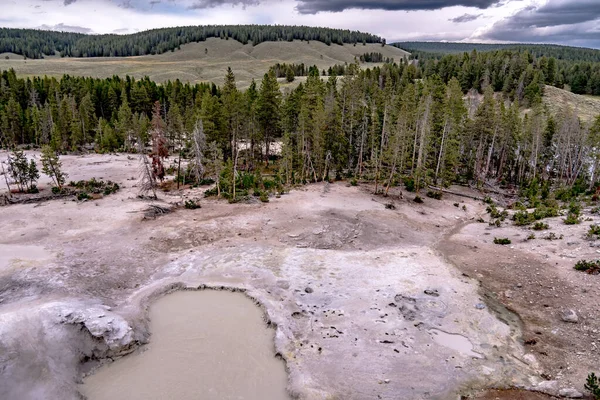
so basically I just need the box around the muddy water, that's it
[429,328,483,359]
[81,290,290,400]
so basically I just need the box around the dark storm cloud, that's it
[188,0,259,9]
[449,13,483,23]
[482,0,600,47]
[295,0,512,14]
[63,0,77,5]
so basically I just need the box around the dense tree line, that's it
[359,52,394,63]
[409,49,600,97]
[394,42,600,63]
[0,26,383,59]
[2,61,600,196]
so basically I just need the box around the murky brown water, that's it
[81,290,290,400]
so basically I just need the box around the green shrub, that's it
[487,204,508,220]
[564,213,581,225]
[513,211,534,226]
[259,193,269,203]
[350,178,358,186]
[574,260,600,275]
[532,222,549,231]
[403,177,415,192]
[532,205,559,220]
[77,192,90,201]
[494,237,511,245]
[426,191,442,200]
[587,224,600,240]
[413,195,423,204]
[51,186,61,194]
[543,232,562,241]
[585,372,600,399]
[526,233,536,241]
[483,196,493,205]
[27,185,39,194]
[184,200,201,210]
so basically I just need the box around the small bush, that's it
[77,192,90,201]
[526,233,536,241]
[484,196,494,205]
[350,178,358,186]
[564,213,581,225]
[27,185,39,194]
[487,204,508,220]
[51,186,61,194]
[462,205,467,211]
[403,177,415,192]
[184,200,201,210]
[426,191,442,200]
[489,219,502,227]
[413,195,423,204]
[513,211,534,226]
[532,222,549,231]
[574,260,600,275]
[494,237,511,245]
[543,232,562,241]
[259,193,269,203]
[585,372,600,399]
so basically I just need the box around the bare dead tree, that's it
[137,138,157,199]
[192,119,206,184]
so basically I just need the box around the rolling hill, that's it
[393,41,600,62]
[0,38,409,88]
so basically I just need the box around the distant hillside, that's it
[542,85,600,122]
[0,38,408,88]
[393,42,600,62]
[0,25,384,59]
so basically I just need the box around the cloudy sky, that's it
[1,0,599,48]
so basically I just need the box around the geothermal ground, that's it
[0,152,599,399]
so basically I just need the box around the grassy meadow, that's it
[0,37,409,88]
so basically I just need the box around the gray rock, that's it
[475,303,486,310]
[534,380,559,396]
[423,289,439,297]
[558,388,583,398]
[304,287,314,294]
[561,309,579,323]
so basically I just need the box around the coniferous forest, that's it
[1,51,600,197]
[0,26,383,59]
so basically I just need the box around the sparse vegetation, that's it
[184,200,201,209]
[574,260,600,275]
[494,238,511,245]
[587,225,600,239]
[426,191,442,200]
[543,232,563,241]
[586,372,600,399]
[532,222,549,231]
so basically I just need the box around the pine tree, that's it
[40,145,67,190]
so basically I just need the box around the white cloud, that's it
[1,0,596,48]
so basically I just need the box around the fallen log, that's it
[427,185,484,201]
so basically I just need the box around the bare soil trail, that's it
[0,152,596,399]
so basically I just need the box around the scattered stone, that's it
[561,309,579,323]
[516,283,523,288]
[475,303,486,310]
[558,388,583,398]
[423,289,439,297]
[304,287,314,294]
[383,379,390,384]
